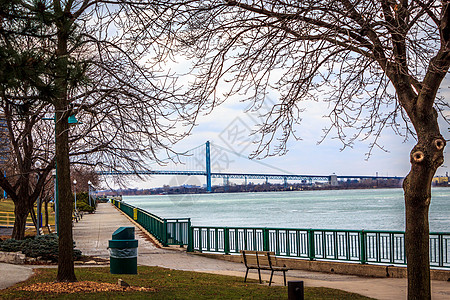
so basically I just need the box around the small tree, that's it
[0,0,60,240]
[2,0,197,282]
[71,167,99,193]
[0,94,56,239]
[150,1,450,298]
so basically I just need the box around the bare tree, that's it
[0,102,55,240]
[71,167,99,193]
[1,0,195,282]
[148,1,450,298]
[0,0,60,239]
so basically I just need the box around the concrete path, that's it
[0,226,13,236]
[0,263,33,290]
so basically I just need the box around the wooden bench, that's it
[241,250,289,286]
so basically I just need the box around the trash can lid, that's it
[112,226,135,240]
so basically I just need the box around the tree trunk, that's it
[404,178,431,300]
[403,131,445,299]
[55,109,76,281]
[11,202,28,240]
[30,206,37,229]
[54,8,76,282]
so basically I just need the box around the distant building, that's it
[432,176,449,185]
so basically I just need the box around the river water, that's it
[122,187,450,232]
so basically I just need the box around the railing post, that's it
[207,228,211,251]
[198,227,203,253]
[360,230,367,264]
[224,228,230,254]
[389,233,394,264]
[308,229,315,260]
[162,219,168,247]
[179,220,184,245]
[263,228,270,251]
[133,208,137,220]
[438,233,444,267]
[187,221,194,252]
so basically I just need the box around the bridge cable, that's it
[210,142,294,175]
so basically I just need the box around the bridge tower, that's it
[206,141,212,192]
[329,174,338,186]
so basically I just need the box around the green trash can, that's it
[108,227,138,274]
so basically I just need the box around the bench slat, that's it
[257,253,270,266]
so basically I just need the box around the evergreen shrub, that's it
[0,234,82,262]
[75,192,95,212]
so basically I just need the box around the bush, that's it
[75,192,95,212]
[0,234,82,262]
[76,201,95,213]
[0,238,22,252]
[21,234,59,261]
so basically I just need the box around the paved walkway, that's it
[0,263,33,289]
[0,226,13,236]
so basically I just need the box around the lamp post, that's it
[35,161,41,236]
[73,179,77,212]
[87,180,92,207]
[43,114,80,235]
[51,169,57,233]
[3,171,6,199]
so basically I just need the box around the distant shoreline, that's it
[98,183,450,197]
[99,179,450,197]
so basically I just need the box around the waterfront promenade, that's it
[72,202,450,299]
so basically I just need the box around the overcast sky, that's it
[118,76,450,190]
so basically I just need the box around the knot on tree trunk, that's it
[411,150,424,163]
[434,138,445,150]
[410,138,446,169]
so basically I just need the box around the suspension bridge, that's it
[98,141,402,192]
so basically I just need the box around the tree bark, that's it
[55,104,76,281]
[54,5,76,282]
[11,202,28,240]
[402,109,445,300]
[29,206,37,230]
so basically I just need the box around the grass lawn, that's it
[0,266,374,299]
[0,198,15,212]
[0,198,55,228]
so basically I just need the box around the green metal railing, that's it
[190,226,450,268]
[112,200,449,268]
[112,200,190,246]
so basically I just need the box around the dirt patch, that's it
[24,255,109,265]
[76,255,109,264]
[17,281,155,293]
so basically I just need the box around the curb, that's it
[112,204,164,248]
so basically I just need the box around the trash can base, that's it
[110,257,137,274]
